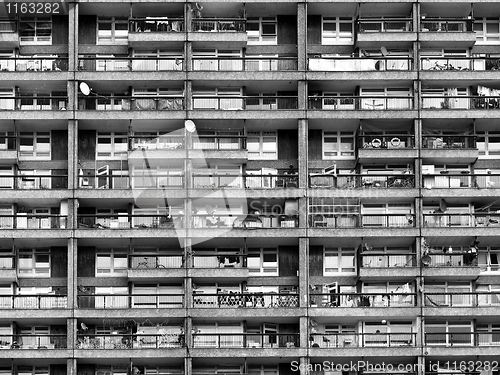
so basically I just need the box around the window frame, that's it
[97,17,129,44]
[322,16,354,45]
[247,131,278,160]
[247,17,277,45]
[322,131,355,159]
[324,247,356,275]
[95,248,128,276]
[19,131,51,160]
[17,248,50,277]
[19,16,52,45]
[247,248,278,276]
[96,131,128,160]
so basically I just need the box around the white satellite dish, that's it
[79,82,92,96]
[381,46,389,57]
[185,120,196,133]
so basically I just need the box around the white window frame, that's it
[0,166,13,189]
[247,17,277,45]
[192,48,242,71]
[97,17,128,44]
[247,131,278,160]
[477,131,500,158]
[324,247,356,275]
[19,169,51,189]
[94,286,128,308]
[95,248,128,276]
[132,283,183,308]
[132,49,184,71]
[425,321,473,347]
[19,132,51,160]
[474,17,500,44]
[323,131,355,159]
[322,16,354,45]
[132,165,183,189]
[19,17,52,45]
[247,248,278,276]
[96,132,128,159]
[17,249,50,277]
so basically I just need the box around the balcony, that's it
[421,95,500,110]
[424,292,500,307]
[129,253,183,269]
[308,96,414,111]
[0,20,18,47]
[77,214,184,229]
[0,57,68,72]
[308,293,416,308]
[360,253,417,268]
[192,292,299,308]
[193,174,298,189]
[0,96,68,111]
[0,135,17,162]
[192,214,299,229]
[79,96,184,111]
[308,57,412,72]
[78,57,184,72]
[0,173,68,190]
[309,333,416,348]
[192,333,299,348]
[128,17,185,46]
[77,293,184,309]
[130,134,185,150]
[420,57,500,71]
[425,332,499,347]
[356,18,415,47]
[0,214,67,229]
[193,57,298,71]
[0,294,67,309]
[192,96,298,110]
[419,18,476,47]
[423,213,500,228]
[76,334,183,349]
[0,334,67,349]
[422,173,497,189]
[422,252,478,267]
[309,173,415,189]
[308,214,415,228]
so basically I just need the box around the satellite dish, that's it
[205,205,216,215]
[381,46,389,56]
[185,120,196,133]
[79,82,91,96]
[81,322,88,331]
[421,255,431,266]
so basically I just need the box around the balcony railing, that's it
[77,293,184,308]
[422,252,478,267]
[129,253,183,269]
[79,96,184,111]
[359,134,415,149]
[309,214,415,228]
[0,295,67,309]
[423,213,500,228]
[424,292,500,307]
[421,96,500,110]
[192,214,299,229]
[77,214,185,229]
[78,57,184,71]
[420,18,472,32]
[420,57,500,71]
[0,174,68,189]
[422,135,476,148]
[308,96,413,110]
[192,57,298,71]
[129,17,185,32]
[192,252,245,268]
[0,96,68,111]
[309,293,416,308]
[192,96,298,110]
[0,20,16,33]
[360,253,417,268]
[192,174,298,189]
[0,215,67,229]
[77,333,183,349]
[0,253,14,269]
[357,18,413,32]
[308,57,412,71]
[422,173,497,189]
[193,135,246,150]
[193,292,299,308]
[130,135,185,150]
[0,334,67,349]
[79,174,185,189]
[425,332,500,346]
[193,333,299,348]
[309,333,416,348]
[309,174,415,189]
[192,18,245,32]
[0,57,68,72]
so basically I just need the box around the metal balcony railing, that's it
[359,134,415,149]
[78,57,184,71]
[129,17,185,32]
[422,173,498,189]
[422,252,479,267]
[0,174,68,189]
[309,174,415,189]
[193,135,246,150]
[425,332,499,346]
[79,174,185,189]
[0,96,68,111]
[0,254,14,269]
[79,96,184,111]
[421,96,500,110]
[0,295,67,309]
[420,57,500,71]
[191,252,245,268]
[77,293,184,308]
[0,20,17,32]
[192,214,299,229]
[308,96,414,110]
[0,57,68,72]
[309,333,416,348]
[309,293,417,308]
[309,214,415,228]
[422,135,476,148]
[129,253,184,269]
[308,57,412,71]
[193,292,299,308]
[192,333,299,348]
[357,18,413,32]
[76,333,183,349]
[420,18,472,32]
[192,174,298,189]
[424,292,500,307]
[192,57,298,71]
[0,215,67,229]
[423,213,500,228]
[192,96,298,110]
[77,214,185,229]
[130,135,185,150]
[192,18,245,32]
[360,253,417,268]
[0,334,67,349]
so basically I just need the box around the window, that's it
[19,170,51,189]
[132,49,183,71]
[364,321,413,346]
[0,88,14,110]
[323,131,355,159]
[192,49,242,71]
[477,324,500,345]
[19,17,51,44]
[98,17,128,43]
[193,130,242,150]
[247,17,277,45]
[324,248,355,274]
[0,131,14,150]
[474,18,500,43]
[425,321,473,346]
[94,286,128,308]
[477,131,500,157]
[247,131,277,160]
[19,326,50,349]
[362,203,413,227]
[248,365,278,375]
[132,284,183,308]
[96,132,128,159]
[17,367,49,375]
[322,92,355,110]
[95,248,127,276]
[360,87,412,109]
[17,249,50,276]
[96,366,128,375]
[424,282,472,306]
[192,88,243,110]
[132,165,183,188]
[0,166,13,189]
[247,248,278,275]
[19,132,50,160]
[322,17,354,45]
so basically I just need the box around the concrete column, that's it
[299,316,309,349]
[185,357,193,375]
[299,237,309,307]
[297,2,307,72]
[299,357,308,375]
[298,119,308,188]
[185,80,193,111]
[67,318,77,350]
[67,358,77,375]
[298,80,307,111]
[68,120,77,190]
[67,238,78,309]
[67,2,78,111]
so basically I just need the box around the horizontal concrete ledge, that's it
[74,348,187,358]
[0,349,72,359]
[189,307,306,318]
[190,348,307,357]
[308,307,420,318]
[74,309,187,319]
